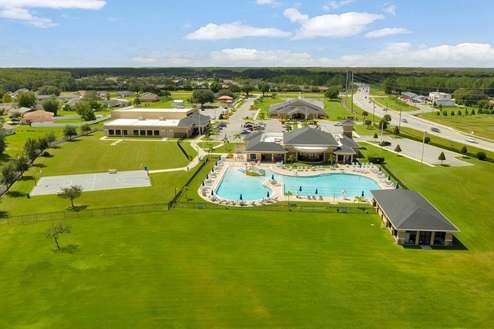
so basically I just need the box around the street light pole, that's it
[399,108,402,130]
[380,121,384,144]
[420,131,427,163]
[372,104,375,126]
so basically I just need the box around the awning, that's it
[294,146,328,153]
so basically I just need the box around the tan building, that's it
[268,98,327,119]
[371,189,460,246]
[243,127,359,164]
[103,107,210,138]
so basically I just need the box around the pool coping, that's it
[198,160,394,206]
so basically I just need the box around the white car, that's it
[334,122,342,126]
[466,138,477,143]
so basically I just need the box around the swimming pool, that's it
[215,167,382,201]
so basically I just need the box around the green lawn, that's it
[420,111,494,140]
[1,133,197,215]
[0,208,492,328]
[1,126,65,165]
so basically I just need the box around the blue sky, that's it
[0,0,493,67]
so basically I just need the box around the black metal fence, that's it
[174,201,377,214]
[0,203,169,225]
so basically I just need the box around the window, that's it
[123,130,128,136]
[133,130,139,135]
[109,129,115,136]
[153,130,160,136]
[140,130,146,136]
[115,130,121,135]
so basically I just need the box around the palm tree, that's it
[288,154,296,164]
[362,111,368,125]
[353,195,364,209]
[285,191,293,210]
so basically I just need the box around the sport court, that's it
[30,170,151,196]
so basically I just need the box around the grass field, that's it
[1,132,199,215]
[0,208,492,328]
[420,111,494,140]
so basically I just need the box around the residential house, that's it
[139,92,160,102]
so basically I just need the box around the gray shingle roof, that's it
[244,132,287,153]
[339,134,360,149]
[370,190,459,232]
[178,113,210,127]
[283,127,338,146]
[268,99,326,117]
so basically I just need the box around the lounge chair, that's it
[251,201,256,206]
[319,195,323,201]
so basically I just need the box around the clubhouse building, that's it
[243,124,359,164]
[103,107,210,138]
[268,98,327,119]
[370,189,460,246]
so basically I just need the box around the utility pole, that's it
[350,71,354,114]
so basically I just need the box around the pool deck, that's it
[198,160,395,207]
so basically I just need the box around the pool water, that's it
[215,167,381,201]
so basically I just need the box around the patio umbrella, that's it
[299,186,302,192]
[387,175,391,181]
[202,181,205,187]
[361,191,365,197]
[312,162,315,167]
[215,161,218,166]
[211,190,214,195]
[395,183,399,189]
[267,191,270,198]
[315,188,318,195]
[281,159,284,165]
[378,166,382,172]
[271,174,275,180]
[206,174,209,180]
[240,194,243,201]
[212,167,214,173]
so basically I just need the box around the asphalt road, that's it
[353,83,494,153]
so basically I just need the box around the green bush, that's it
[368,155,385,163]
[477,152,487,160]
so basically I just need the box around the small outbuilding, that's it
[370,189,459,246]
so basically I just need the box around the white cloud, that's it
[336,43,494,67]
[106,16,120,23]
[0,0,106,9]
[185,22,292,40]
[284,8,384,39]
[323,0,354,11]
[256,0,275,4]
[0,7,56,27]
[0,0,106,27]
[365,27,410,38]
[384,4,397,16]
[210,48,314,66]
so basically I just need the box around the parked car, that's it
[401,118,408,123]
[240,129,251,135]
[431,127,441,133]
[334,122,342,126]
[381,141,392,146]
[218,122,227,127]
[466,137,477,143]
